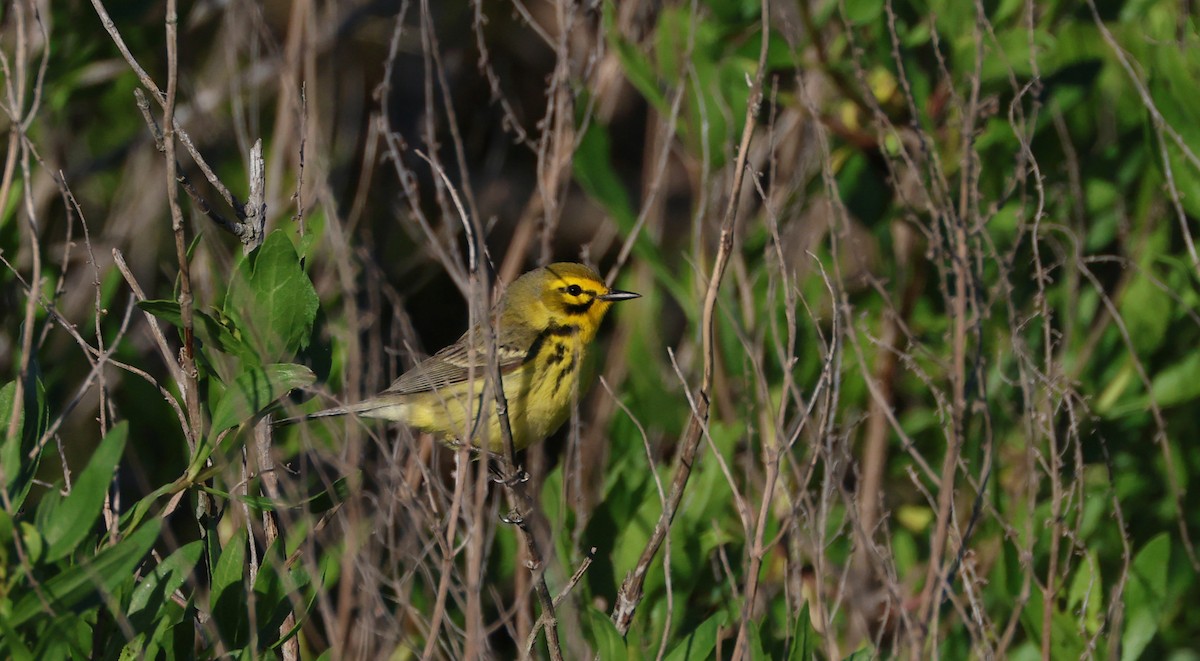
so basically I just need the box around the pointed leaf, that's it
[128,540,203,633]
[8,520,161,628]
[211,527,249,647]
[584,606,626,659]
[1122,534,1170,661]
[224,230,319,362]
[42,422,128,562]
[210,363,316,436]
[664,611,724,661]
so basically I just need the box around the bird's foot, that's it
[488,464,529,487]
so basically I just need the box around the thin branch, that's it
[611,0,771,634]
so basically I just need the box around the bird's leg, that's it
[485,452,529,487]
[500,509,526,527]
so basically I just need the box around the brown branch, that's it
[133,88,264,252]
[611,0,770,635]
[162,0,202,443]
[417,120,564,658]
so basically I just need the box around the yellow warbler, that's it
[289,263,639,451]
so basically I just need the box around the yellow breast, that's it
[397,336,585,452]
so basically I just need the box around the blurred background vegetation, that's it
[3,0,1200,658]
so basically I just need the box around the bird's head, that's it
[502,262,640,341]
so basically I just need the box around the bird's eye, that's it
[566,284,583,296]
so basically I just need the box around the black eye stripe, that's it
[566,284,583,296]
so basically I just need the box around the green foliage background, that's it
[2,0,1200,658]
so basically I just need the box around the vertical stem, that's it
[162,0,201,446]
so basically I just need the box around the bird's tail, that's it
[272,399,406,427]
[271,406,350,427]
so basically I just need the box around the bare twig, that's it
[162,0,203,443]
[611,0,770,634]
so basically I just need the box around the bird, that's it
[282,262,640,452]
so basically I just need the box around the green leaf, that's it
[786,603,817,661]
[1118,270,1171,356]
[1108,352,1200,417]
[0,611,35,661]
[700,0,760,22]
[0,381,25,495]
[268,564,320,652]
[1068,552,1103,636]
[1148,352,1200,408]
[1123,534,1170,661]
[1148,41,1200,219]
[604,1,668,114]
[211,527,249,648]
[224,230,319,363]
[31,612,91,658]
[251,542,288,646]
[42,422,128,562]
[120,477,189,538]
[843,0,883,24]
[8,519,161,628]
[573,121,681,301]
[0,379,44,510]
[127,541,203,633]
[664,611,724,661]
[747,619,767,660]
[584,606,626,659]
[574,121,637,231]
[137,300,256,363]
[210,363,316,436]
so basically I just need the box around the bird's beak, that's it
[598,289,641,302]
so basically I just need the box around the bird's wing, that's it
[383,326,534,396]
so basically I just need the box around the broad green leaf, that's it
[700,0,760,23]
[1068,552,1103,636]
[843,0,883,25]
[1148,351,1200,408]
[1122,534,1170,661]
[1118,271,1171,357]
[1109,352,1200,417]
[224,230,319,363]
[32,612,91,658]
[43,422,128,562]
[0,380,23,491]
[0,610,35,661]
[251,541,289,646]
[127,540,203,633]
[574,122,637,231]
[787,603,817,661]
[137,300,256,363]
[604,1,668,114]
[211,526,249,648]
[268,564,321,652]
[1020,590,1085,661]
[584,606,626,659]
[664,611,724,661]
[210,363,316,436]
[747,619,767,660]
[8,520,161,628]
[1149,42,1200,219]
[1,379,45,510]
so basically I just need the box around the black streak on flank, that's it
[551,353,578,397]
[545,342,567,365]
[524,323,580,364]
[523,332,549,365]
